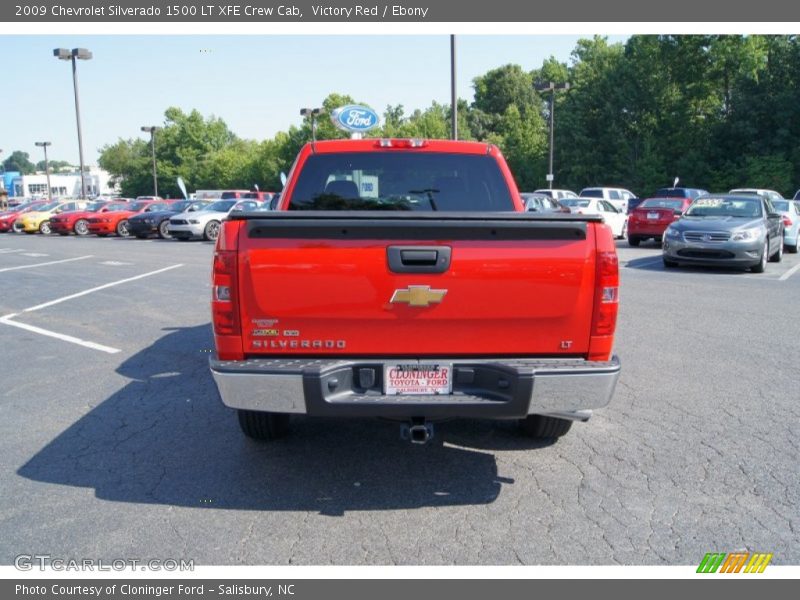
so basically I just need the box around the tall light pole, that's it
[300,108,321,143]
[535,81,570,189]
[35,142,52,202]
[450,35,457,140]
[140,126,161,197]
[54,47,92,199]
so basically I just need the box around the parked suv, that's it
[533,188,578,201]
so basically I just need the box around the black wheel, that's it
[116,219,130,237]
[39,221,52,235]
[628,236,641,247]
[237,410,290,441]
[663,256,678,268]
[518,415,572,439]
[769,236,783,262]
[203,220,221,241]
[74,219,89,236]
[751,241,768,273]
[158,220,171,239]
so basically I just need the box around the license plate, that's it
[384,362,453,395]
[647,212,660,219]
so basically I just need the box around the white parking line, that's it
[0,263,184,353]
[21,252,48,257]
[0,248,23,254]
[0,255,93,273]
[20,263,183,313]
[0,314,121,354]
[779,262,800,281]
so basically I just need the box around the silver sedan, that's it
[662,195,784,272]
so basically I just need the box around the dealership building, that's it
[6,167,116,198]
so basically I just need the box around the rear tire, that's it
[39,221,51,235]
[237,410,290,441]
[627,236,641,247]
[518,415,572,439]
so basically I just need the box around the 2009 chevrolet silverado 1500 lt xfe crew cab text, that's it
[209,138,620,444]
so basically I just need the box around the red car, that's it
[0,201,48,232]
[50,201,126,236]
[627,197,694,246]
[87,200,170,237]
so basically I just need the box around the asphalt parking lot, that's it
[1,233,798,566]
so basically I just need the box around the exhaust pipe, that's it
[401,419,434,445]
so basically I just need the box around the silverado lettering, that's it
[209,138,621,444]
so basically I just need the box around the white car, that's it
[729,188,785,204]
[579,187,637,213]
[533,188,578,200]
[168,199,262,241]
[561,198,629,239]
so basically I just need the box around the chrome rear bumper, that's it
[210,355,620,420]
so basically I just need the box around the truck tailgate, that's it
[235,213,599,357]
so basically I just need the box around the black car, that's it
[127,200,210,239]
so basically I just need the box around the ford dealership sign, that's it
[331,105,380,133]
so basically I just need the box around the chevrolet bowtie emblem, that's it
[390,285,447,307]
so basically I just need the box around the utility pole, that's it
[535,81,570,189]
[54,48,92,198]
[35,142,53,202]
[450,35,457,140]
[140,126,161,197]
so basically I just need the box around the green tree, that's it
[36,159,73,173]
[3,151,36,174]
[473,64,537,117]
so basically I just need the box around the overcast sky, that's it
[1,35,628,166]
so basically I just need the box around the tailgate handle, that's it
[388,246,451,273]
[401,250,438,265]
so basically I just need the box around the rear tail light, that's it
[591,252,620,337]
[589,225,619,361]
[212,249,240,337]
[783,216,792,227]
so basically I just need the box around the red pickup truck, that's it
[209,139,621,444]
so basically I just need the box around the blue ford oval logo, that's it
[331,105,380,133]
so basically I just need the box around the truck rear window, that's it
[287,152,514,211]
